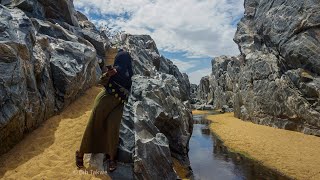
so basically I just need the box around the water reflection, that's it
[189,113,290,180]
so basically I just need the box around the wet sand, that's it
[205,112,320,180]
[0,87,111,180]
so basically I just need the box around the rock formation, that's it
[197,76,211,103]
[117,35,193,179]
[0,0,193,179]
[190,84,198,98]
[0,0,107,155]
[192,76,215,110]
[210,56,241,110]
[198,0,320,136]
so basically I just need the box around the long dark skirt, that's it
[79,89,124,158]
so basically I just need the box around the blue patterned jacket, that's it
[105,50,133,103]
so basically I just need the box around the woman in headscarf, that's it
[75,48,133,172]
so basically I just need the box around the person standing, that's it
[75,48,133,172]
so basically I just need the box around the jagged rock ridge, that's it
[196,0,320,136]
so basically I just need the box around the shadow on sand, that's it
[0,87,105,179]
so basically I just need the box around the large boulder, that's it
[131,75,192,179]
[115,34,193,179]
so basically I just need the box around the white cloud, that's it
[74,0,244,84]
[170,59,198,72]
[75,0,244,58]
[74,0,150,15]
[187,68,212,84]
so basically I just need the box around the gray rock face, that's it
[234,0,320,135]
[190,84,198,98]
[116,34,193,179]
[124,35,190,101]
[194,75,215,110]
[0,1,107,155]
[211,56,241,110]
[131,75,192,180]
[190,84,199,104]
[75,11,109,58]
[195,56,241,110]
[197,76,211,103]
[3,0,79,27]
[198,0,320,136]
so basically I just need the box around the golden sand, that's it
[192,110,213,115]
[206,112,320,180]
[0,87,111,180]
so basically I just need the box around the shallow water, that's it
[189,113,289,180]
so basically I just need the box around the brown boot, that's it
[75,150,84,168]
[108,160,117,172]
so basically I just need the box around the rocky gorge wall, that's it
[0,0,108,155]
[0,0,193,179]
[197,0,320,136]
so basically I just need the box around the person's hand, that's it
[107,68,117,76]
[102,66,108,73]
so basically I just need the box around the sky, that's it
[74,0,244,84]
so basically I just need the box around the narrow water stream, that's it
[189,113,289,180]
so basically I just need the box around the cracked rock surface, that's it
[197,0,320,135]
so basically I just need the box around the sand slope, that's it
[206,112,320,180]
[0,87,112,180]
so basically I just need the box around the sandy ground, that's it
[192,110,213,115]
[0,87,112,180]
[205,112,320,180]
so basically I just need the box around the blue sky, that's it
[74,0,244,84]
